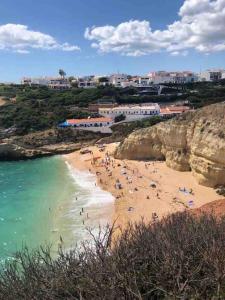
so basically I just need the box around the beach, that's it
[0,156,116,262]
[64,143,223,230]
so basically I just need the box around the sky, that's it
[0,0,225,82]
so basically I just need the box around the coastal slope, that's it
[115,103,225,187]
[0,128,109,160]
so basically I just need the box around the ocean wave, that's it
[65,161,114,207]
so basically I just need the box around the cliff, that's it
[115,103,225,187]
[0,128,109,160]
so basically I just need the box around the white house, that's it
[48,78,71,90]
[99,104,160,121]
[199,69,225,82]
[138,76,151,86]
[78,80,97,88]
[110,74,128,87]
[65,117,113,128]
[148,71,197,84]
[21,77,50,86]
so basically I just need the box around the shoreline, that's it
[64,143,224,231]
[58,158,115,248]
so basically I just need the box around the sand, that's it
[64,143,224,230]
[0,97,6,106]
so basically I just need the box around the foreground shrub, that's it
[1,212,225,299]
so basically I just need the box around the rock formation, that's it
[0,128,110,160]
[115,103,225,187]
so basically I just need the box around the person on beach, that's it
[152,212,158,222]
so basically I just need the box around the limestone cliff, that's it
[0,128,109,160]
[115,103,225,187]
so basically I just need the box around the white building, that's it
[78,80,97,88]
[99,103,160,121]
[48,78,71,90]
[21,77,50,86]
[148,71,197,84]
[148,72,172,84]
[65,117,113,128]
[110,74,128,87]
[21,77,71,89]
[138,76,151,86]
[120,81,137,88]
[199,69,225,82]
[120,76,152,88]
[77,75,98,88]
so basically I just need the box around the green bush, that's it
[1,212,225,299]
[114,114,126,122]
[0,82,224,134]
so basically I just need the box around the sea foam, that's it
[63,161,115,246]
[65,161,114,207]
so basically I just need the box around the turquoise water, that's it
[0,156,114,263]
[0,156,77,262]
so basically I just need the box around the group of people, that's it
[179,187,194,195]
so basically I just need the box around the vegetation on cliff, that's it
[0,80,224,135]
[1,212,225,299]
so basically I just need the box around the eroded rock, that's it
[115,103,225,187]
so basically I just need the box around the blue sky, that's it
[0,0,224,82]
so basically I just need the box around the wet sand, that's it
[64,143,223,230]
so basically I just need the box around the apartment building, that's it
[199,69,225,82]
[109,74,128,87]
[21,77,50,86]
[48,78,71,90]
[99,103,160,121]
[61,117,113,128]
[148,71,197,84]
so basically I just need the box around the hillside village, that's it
[21,69,225,89]
[0,68,224,137]
[17,69,225,132]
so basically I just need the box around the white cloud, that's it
[85,0,225,56]
[0,24,80,54]
[170,50,188,56]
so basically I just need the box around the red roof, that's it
[67,117,112,125]
[160,106,190,115]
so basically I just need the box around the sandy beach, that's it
[64,143,223,230]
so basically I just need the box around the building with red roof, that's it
[62,117,113,128]
[160,106,192,117]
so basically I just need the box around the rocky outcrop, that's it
[0,142,83,160]
[0,128,110,160]
[115,103,225,187]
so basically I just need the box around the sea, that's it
[0,156,114,263]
